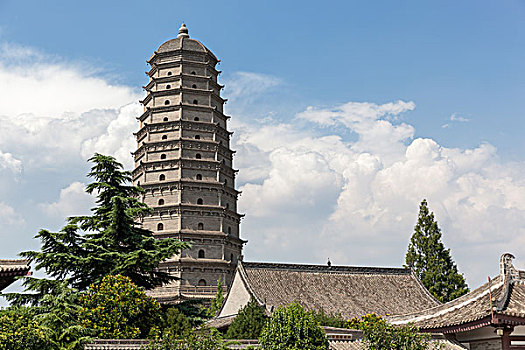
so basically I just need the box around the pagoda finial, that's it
[178,23,189,38]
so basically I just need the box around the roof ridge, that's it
[242,261,411,275]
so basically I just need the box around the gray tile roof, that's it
[390,255,525,331]
[239,261,439,320]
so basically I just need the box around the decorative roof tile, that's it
[237,261,439,320]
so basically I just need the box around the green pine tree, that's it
[225,297,267,339]
[9,153,189,305]
[405,199,469,302]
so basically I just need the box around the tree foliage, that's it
[11,153,189,304]
[209,279,225,317]
[311,308,348,328]
[160,308,192,338]
[78,274,161,339]
[225,297,267,339]
[349,313,429,350]
[259,302,328,350]
[0,306,53,350]
[405,199,469,302]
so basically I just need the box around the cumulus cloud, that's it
[232,96,525,287]
[0,43,140,170]
[0,150,22,174]
[39,182,95,218]
[0,202,24,227]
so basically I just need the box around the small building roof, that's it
[217,261,439,322]
[0,259,31,291]
[390,253,525,333]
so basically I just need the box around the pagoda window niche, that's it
[198,279,206,286]
[197,198,203,205]
[157,223,164,231]
[197,223,204,230]
[196,174,202,180]
[195,153,201,159]
[193,99,198,105]
[198,250,205,258]
[159,174,165,181]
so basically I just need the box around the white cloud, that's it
[0,202,24,227]
[450,113,470,122]
[234,97,525,287]
[39,182,94,218]
[0,150,22,174]
[0,44,141,170]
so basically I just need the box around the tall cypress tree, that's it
[405,199,469,303]
[9,154,189,305]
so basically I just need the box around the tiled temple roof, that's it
[238,261,439,320]
[0,259,31,291]
[390,253,525,332]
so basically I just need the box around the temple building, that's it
[210,261,440,329]
[133,23,245,301]
[390,254,525,350]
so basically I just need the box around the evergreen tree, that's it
[161,308,192,338]
[405,199,469,302]
[209,279,225,317]
[225,297,267,339]
[9,153,189,304]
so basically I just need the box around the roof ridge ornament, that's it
[178,23,189,38]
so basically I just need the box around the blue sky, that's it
[0,0,524,294]
[2,1,524,154]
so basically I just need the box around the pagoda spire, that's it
[177,23,189,38]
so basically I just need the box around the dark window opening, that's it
[228,227,232,234]
[192,84,197,89]
[159,174,166,181]
[195,135,200,140]
[192,100,198,105]
[194,117,200,121]
[230,253,234,262]
[198,250,205,258]
[164,100,170,105]
[191,71,196,75]
[157,223,164,231]
[197,223,204,230]
[162,135,167,140]
[226,203,229,209]
[160,154,167,159]
[163,117,168,122]
[158,199,165,205]
[198,279,206,286]
[166,84,171,89]
[167,71,172,76]
[197,198,203,205]
[196,174,202,180]
[195,153,201,159]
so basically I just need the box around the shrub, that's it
[349,313,429,350]
[0,307,53,350]
[78,275,161,339]
[259,302,328,350]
